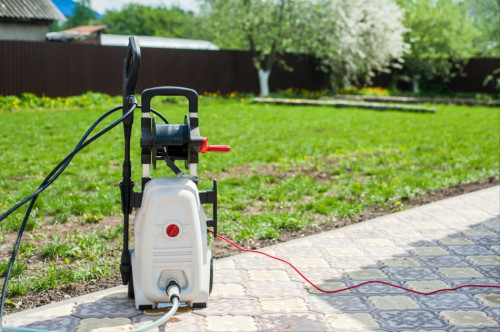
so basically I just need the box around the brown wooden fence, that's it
[0,40,498,97]
[0,40,325,97]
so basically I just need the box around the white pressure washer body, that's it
[131,177,212,309]
[118,37,229,310]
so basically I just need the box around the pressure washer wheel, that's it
[209,256,213,294]
[128,268,134,299]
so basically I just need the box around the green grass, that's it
[1,98,499,231]
[0,96,499,296]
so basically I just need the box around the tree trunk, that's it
[412,76,420,94]
[258,68,271,97]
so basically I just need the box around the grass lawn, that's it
[0,96,499,297]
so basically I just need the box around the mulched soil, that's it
[3,177,498,315]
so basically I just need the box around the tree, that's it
[301,0,407,90]
[49,0,97,31]
[202,0,306,97]
[100,4,199,39]
[468,0,500,57]
[203,0,407,96]
[397,0,479,93]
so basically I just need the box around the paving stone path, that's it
[3,186,499,331]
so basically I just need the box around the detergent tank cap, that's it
[166,224,180,237]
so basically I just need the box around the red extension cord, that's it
[209,231,500,295]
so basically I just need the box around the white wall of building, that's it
[0,23,48,41]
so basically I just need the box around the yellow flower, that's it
[396,201,401,205]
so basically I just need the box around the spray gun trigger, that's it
[199,137,230,153]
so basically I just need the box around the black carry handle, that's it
[123,36,141,100]
[141,87,198,114]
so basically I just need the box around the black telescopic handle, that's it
[141,87,198,114]
[123,36,141,103]
[120,36,140,286]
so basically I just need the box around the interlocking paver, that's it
[466,255,500,265]
[405,280,451,293]
[307,294,373,313]
[368,295,420,309]
[204,315,257,331]
[210,283,246,297]
[384,267,442,280]
[247,269,290,282]
[347,269,389,280]
[474,294,500,307]
[438,267,485,278]
[193,297,261,316]
[259,297,308,313]
[416,293,483,310]
[476,265,500,278]
[76,318,131,332]
[418,255,470,267]
[411,246,451,256]
[325,313,380,330]
[245,281,308,298]
[256,312,328,330]
[439,237,474,245]
[374,310,448,329]
[440,310,499,327]
[3,186,499,331]
[380,257,421,267]
[347,280,407,295]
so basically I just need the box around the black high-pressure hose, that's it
[0,103,136,327]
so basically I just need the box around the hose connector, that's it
[166,280,181,302]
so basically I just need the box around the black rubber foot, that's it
[139,305,154,310]
[192,303,207,309]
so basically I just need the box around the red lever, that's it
[199,137,231,153]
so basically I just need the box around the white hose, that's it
[133,296,180,332]
[1,327,48,332]
[2,296,180,332]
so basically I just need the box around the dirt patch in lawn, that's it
[2,177,498,315]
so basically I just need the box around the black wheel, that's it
[209,256,213,295]
[128,261,134,299]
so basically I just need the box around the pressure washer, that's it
[119,37,230,310]
[0,36,229,330]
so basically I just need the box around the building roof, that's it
[0,0,65,22]
[62,25,105,35]
[46,25,105,42]
[101,34,220,50]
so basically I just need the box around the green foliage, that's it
[303,0,407,91]
[468,0,500,57]
[397,0,480,92]
[100,4,199,38]
[0,92,120,112]
[66,0,97,28]
[203,0,302,67]
[50,0,98,31]
[202,0,310,96]
[0,260,26,278]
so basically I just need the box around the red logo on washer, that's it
[166,224,180,237]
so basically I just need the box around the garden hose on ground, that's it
[0,105,137,330]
